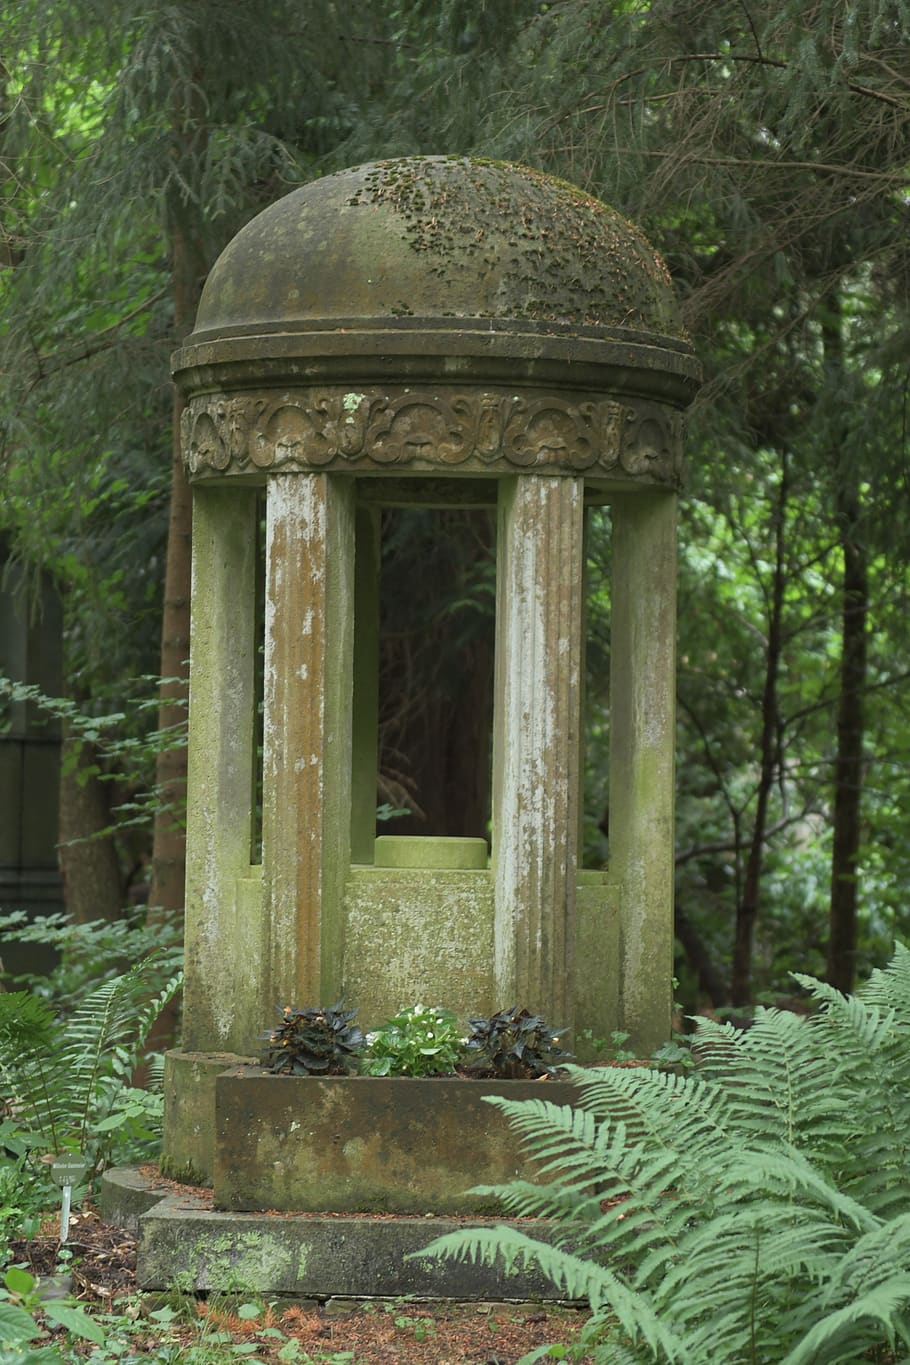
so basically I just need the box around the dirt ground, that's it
[10,1209,595,1363]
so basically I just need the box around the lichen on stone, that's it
[342,155,682,335]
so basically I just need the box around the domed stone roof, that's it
[190,156,685,343]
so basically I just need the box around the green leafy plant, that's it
[0,957,182,1179]
[375,802,410,822]
[0,1265,104,1353]
[462,1007,572,1079]
[361,1004,463,1077]
[0,1154,45,1254]
[0,907,183,1009]
[0,676,188,847]
[261,1002,364,1076]
[422,945,910,1363]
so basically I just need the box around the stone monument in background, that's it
[106,157,701,1297]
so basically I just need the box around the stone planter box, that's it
[214,1067,578,1215]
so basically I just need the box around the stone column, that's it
[262,474,355,1009]
[609,490,677,1051]
[182,486,260,1053]
[492,475,584,1028]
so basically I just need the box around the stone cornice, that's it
[182,385,685,487]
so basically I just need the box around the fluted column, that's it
[182,486,259,1052]
[262,474,355,1009]
[492,475,584,1028]
[610,490,677,1051]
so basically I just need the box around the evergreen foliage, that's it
[421,945,910,1362]
[0,957,182,1175]
[3,0,910,994]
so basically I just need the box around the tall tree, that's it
[0,0,410,914]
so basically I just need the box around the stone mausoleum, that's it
[113,157,700,1296]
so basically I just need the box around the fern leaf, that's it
[782,1277,910,1364]
[417,1224,687,1360]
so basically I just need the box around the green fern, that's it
[420,946,910,1363]
[0,957,182,1175]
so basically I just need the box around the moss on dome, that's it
[192,156,685,341]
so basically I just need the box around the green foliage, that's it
[0,675,188,850]
[3,0,910,1008]
[362,1004,463,1078]
[421,945,910,1362]
[0,906,183,1009]
[1,1266,104,1350]
[462,1007,572,1079]
[0,1153,45,1245]
[261,1002,364,1077]
[0,957,182,1177]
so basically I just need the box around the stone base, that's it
[100,1167,575,1302]
[162,1050,257,1185]
[214,1068,579,1214]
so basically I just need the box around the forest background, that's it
[1,0,909,1015]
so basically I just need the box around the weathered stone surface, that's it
[162,1051,256,1185]
[493,476,584,1029]
[140,1203,571,1300]
[214,1070,579,1214]
[173,159,699,485]
[181,386,687,487]
[176,488,262,1054]
[102,1166,578,1300]
[262,475,355,1007]
[610,492,678,1051]
[186,157,688,339]
[373,836,488,870]
[575,875,620,1059]
[343,866,495,1026]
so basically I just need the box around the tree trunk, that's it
[57,732,123,924]
[826,486,867,992]
[820,302,867,995]
[148,72,208,915]
[730,456,789,1004]
[674,901,729,1007]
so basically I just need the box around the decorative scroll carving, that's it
[182,387,684,485]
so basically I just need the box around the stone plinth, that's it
[214,1070,579,1215]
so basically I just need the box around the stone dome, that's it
[175,156,701,428]
[190,156,685,344]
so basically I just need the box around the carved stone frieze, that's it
[181,387,684,485]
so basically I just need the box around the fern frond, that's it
[424,946,910,1362]
[791,973,910,1215]
[857,942,910,1019]
[0,992,58,1051]
[573,1064,736,1201]
[417,1225,687,1361]
[782,1277,910,1365]
[695,1008,845,1154]
[824,1214,910,1299]
[721,1145,881,1234]
[0,958,181,1159]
